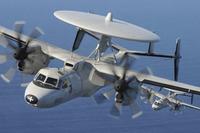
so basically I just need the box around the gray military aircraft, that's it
[0,10,200,118]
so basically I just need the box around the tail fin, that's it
[174,38,181,81]
[172,38,194,104]
[168,38,181,95]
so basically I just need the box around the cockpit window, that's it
[36,74,46,82]
[33,74,59,90]
[46,77,58,87]
[154,101,160,105]
[62,79,69,88]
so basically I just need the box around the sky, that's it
[0,0,200,133]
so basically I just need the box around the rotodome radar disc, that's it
[54,10,160,42]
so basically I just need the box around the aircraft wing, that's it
[0,25,83,62]
[180,102,200,110]
[160,88,185,95]
[140,75,200,95]
[91,62,200,95]
[39,42,83,62]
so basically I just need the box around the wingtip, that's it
[152,33,160,43]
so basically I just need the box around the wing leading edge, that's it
[0,25,83,62]
[140,75,200,95]
[91,62,200,95]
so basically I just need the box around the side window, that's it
[62,79,69,89]
[60,77,72,93]
[46,77,58,87]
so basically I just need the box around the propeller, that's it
[0,54,9,64]
[13,22,44,61]
[20,74,33,87]
[0,21,44,83]
[93,89,115,104]
[1,66,16,83]
[94,54,146,118]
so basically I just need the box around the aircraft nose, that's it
[25,94,38,105]
[152,104,159,111]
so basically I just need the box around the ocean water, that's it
[0,0,200,133]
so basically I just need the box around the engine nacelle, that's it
[17,47,50,74]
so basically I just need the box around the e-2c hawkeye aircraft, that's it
[0,10,200,118]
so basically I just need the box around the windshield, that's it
[154,101,160,106]
[33,74,59,90]
[36,74,46,82]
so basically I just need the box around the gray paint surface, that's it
[0,0,200,133]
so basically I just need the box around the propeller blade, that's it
[97,54,137,83]
[119,54,136,67]
[103,89,115,99]
[21,82,30,88]
[0,54,9,64]
[93,93,108,104]
[0,35,9,48]
[1,67,16,83]
[109,102,122,118]
[26,27,44,45]
[20,73,32,87]
[129,101,143,119]
[120,54,136,80]
[93,89,115,104]
[30,27,44,38]
[14,21,25,34]
[127,67,153,85]
[0,35,17,50]
[14,21,26,47]
[123,91,143,118]
[134,67,153,83]
[136,68,154,104]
